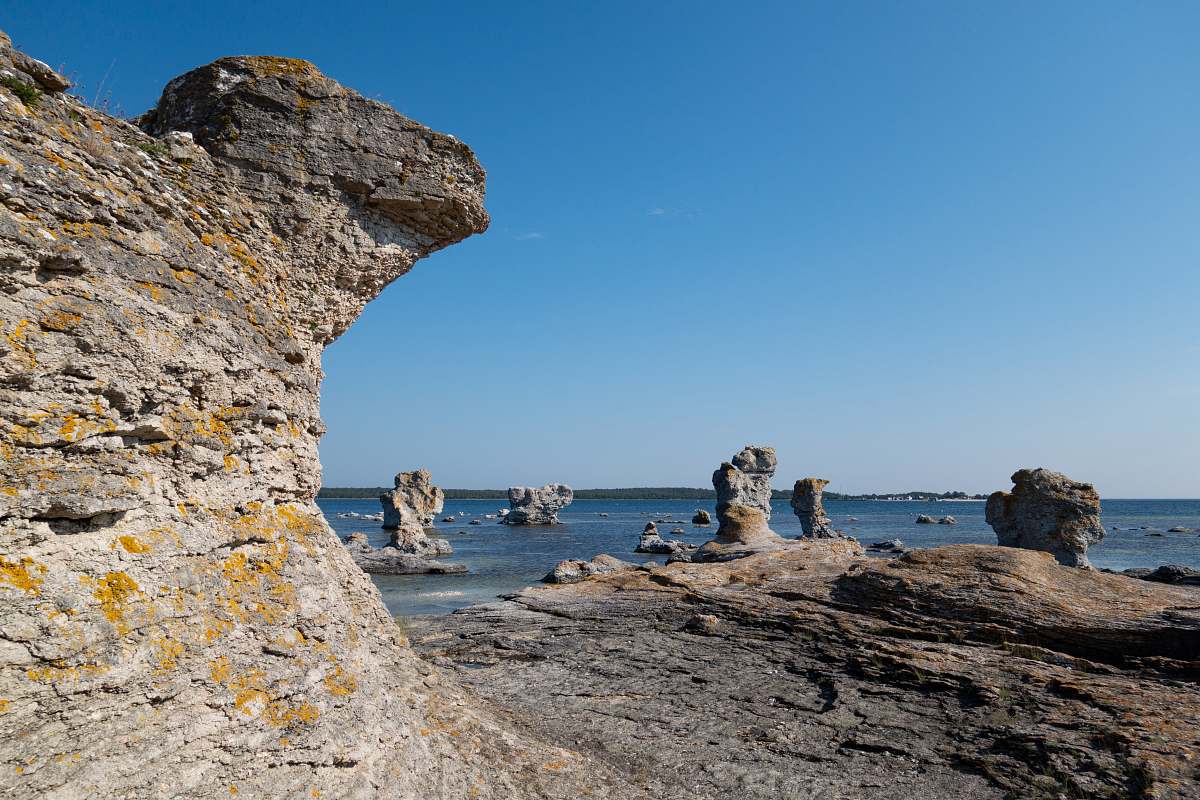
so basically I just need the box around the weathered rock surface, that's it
[414,542,1200,800]
[696,446,788,562]
[0,34,645,799]
[380,468,444,530]
[502,483,573,525]
[635,522,695,555]
[790,477,837,538]
[986,468,1106,567]
[691,508,711,525]
[544,554,636,585]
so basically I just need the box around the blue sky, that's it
[8,2,1198,496]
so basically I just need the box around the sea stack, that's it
[694,446,787,561]
[985,468,1106,567]
[790,478,837,538]
[380,469,444,530]
[503,484,574,525]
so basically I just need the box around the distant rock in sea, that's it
[636,522,696,555]
[380,469,444,530]
[915,514,936,524]
[790,478,838,538]
[938,515,956,525]
[867,538,904,552]
[986,468,1105,567]
[692,509,711,525]
[694,446,790,562]
[342,532,465,575]
[502,484,573,525]
[1121,564,1200,586]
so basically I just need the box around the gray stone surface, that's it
[544,554,636,585]
[413,542,1200,799]
[986,468,1106,567]
[0,33,644,800]
[502,484,573,525]
[790,477,837,538]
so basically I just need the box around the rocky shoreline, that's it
[413,540,1200,799]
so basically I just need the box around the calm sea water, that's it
[317,498,1200,617]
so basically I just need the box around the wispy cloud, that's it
[514,231,545,241]
[646,207,697,219]
[647,207,666,216]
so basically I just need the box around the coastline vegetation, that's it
[318,487,988,501]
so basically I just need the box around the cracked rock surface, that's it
[0,33,645,799]
[414,542,1200,800]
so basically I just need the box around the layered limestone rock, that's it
[0,35,642,799]
[502,484,573,525]
[790,477,837,538]
[380,468,444,530]
[695,446,787,561]
[415,542,1200,799]
[986,468,1105,567]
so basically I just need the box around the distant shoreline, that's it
[318,487,990,502]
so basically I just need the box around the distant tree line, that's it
[318,487,986,501]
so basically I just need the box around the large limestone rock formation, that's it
[502,484,573,525]
[380,468,444,530]
[695,446,787,561]
[0,34,640,799]
[986,468,1106,567]
[790,477,837,538]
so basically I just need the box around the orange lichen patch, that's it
[39,309,83,332]
[137,281,163,302]
[56,412,117,443]
[243,56,319,79]
[152,636,185,674]
[322,664,357,697]
[171,268,196,284]
[0,557,45,595]
[44,150,73,171]
[116,535,150,554]
[542,760,568,771]
[60,221,106,239]
[25,662,108,684]
[0,699,10,714]
[200,232,215,246]
[81,571,140,633]
[4,319,37,367]
[218,666,320,728]
[223,454,239,473]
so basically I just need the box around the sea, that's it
[316,498,1200,618]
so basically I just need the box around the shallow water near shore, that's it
[317,498,1200,617]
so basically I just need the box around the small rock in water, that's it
[469,519,481,526]
[670,528,686,535]
[1168,527,1191,533]
[692,509,712,525]
[915,515,936,524]
[503,484,573,525]
[441,516,456,523]
[868,539,904,552]
[599,512,609,517]
[544,554,635,584]
[1123,565,1200,586]
[636,522,696,555]
[937,516,956,525]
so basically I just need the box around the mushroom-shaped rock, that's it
[790,478,838,538]
[695,446,788,562]
[502,484,573,525]
[380,469,445,530]
[986,468,1105,567]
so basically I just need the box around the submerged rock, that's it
[692,509,712,525]
[695,446,789,562]
[937,515,956,525]
[1122,565,1200,586]
[790,478,837,538]
[915,514,936,524]
[986,468,1105,567]
[380,469,444,529]
[544,554,636,585]
[503,484,573,525]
